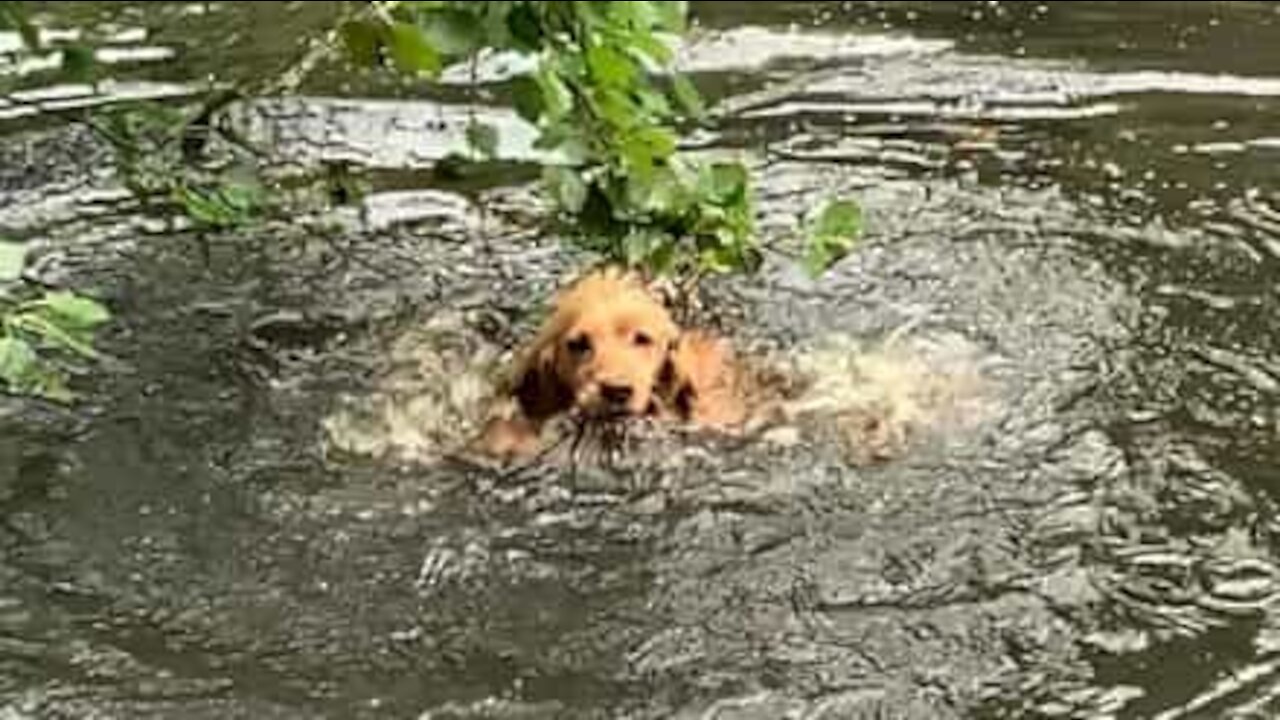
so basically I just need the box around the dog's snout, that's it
[600,383,633,406]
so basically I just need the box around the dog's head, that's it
[512,267,679,421]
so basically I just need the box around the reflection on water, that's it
[3,1,1280,718]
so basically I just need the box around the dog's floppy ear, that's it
[655,333,699,420]
[511,338,573,422]
[656,331,745,427]
[475,327,570,461]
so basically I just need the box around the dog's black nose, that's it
[600,383,633,406]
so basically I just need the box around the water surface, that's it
[3,2,1280,718]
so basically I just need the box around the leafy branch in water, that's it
[0,2,106,87]
[0,6,109,403]
[12,1,861,278]
[5,3,269,229]
[0,4,40,53]
[339,1,862,280]
[87,100,270,230]
[1,2,864,400]
[804,199,863,277]
[0,285,111,403]
[1,240,110,403]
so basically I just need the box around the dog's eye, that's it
[633,331,653,347]
[566,334,591,356]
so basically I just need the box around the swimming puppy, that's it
[474,276,974,467]
[476,267,681,459]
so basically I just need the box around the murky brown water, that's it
[4,2,1280,718]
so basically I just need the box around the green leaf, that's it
[136,102,185,131]
[465,120,499,160]
[691,226,759,276]
[32,291,110,331]
[804,242,841,278]
[606,1,645,28]
[0,241,26,282]
[10,312,96,359]
[339,19,382,67]
[623,229,654,266]
[638,126,677,160]
[594,88,636,131]
[0,336,39,391]
[619,127,677,184]
[511,76,544,123]
[803,199,863,275]
[620,137,655,181]
[544,166,588,214]
[635,86,672,121]
[571,3,610,33]
[420,9,483,58]
[216,182,261,214]
[810,199,863,241]
[648,237,678,276]
[692,204,726,235]
[671,74,705,119]
[387,21,442,78]
[61,44,96,83]
[505,2,543,51]
[586,44,636,88]
[642,165,690,216]
[175,182,260,228]
[532,123,591,164]
[0,332,75,403]
[621,169,654,213]
[175,185,221,225]
[630,33,674,68]
[702,162,749,206]
[477,1,514,47]
[558,136,591,166]
[651,1,689,32]
[698,246,734,275]
[536,65,574,120]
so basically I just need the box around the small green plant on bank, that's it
[339,0,862,279]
